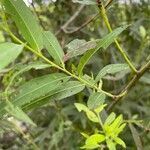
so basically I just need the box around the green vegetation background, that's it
[0,0,149,149]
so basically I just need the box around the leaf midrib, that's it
[14,76,69,102]
[22,83,85,108]
[8,0,40,50]
[98,64,129,79]
[44,33,63,64]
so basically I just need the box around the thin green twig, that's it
[2,25,126,99]
[99,3,138,73]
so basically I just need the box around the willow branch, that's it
[107,60,150,112]
[56,0,113,35]
[98,1,137,73]
[55,5,85,35]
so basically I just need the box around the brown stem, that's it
[55,0,113,35]
[55,5,85,35]
[107,60,150,112]
[60,14,99,34]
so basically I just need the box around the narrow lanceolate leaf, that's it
[95,64,129,82]
[49,81,85,101]
[77,48,99,76]
[43,31,64,66]
[97,25,129,50]
[106,139,116,150]
[66,39,86,51]
[77,25,129,76]
[129,124,143,150]
[6,62,51,93]
[0,42,23,70]
[75,103,89,113]
[110,115,123,130]
[64,39,96,61]
[139,73,150,84]
[104,112,116,126]
[11,62,51,80]
[87,92,106,110]
[0,73,69,117]
[73,0,97,5]
[75,103,99,123]
[5,101,36,126]
[22,81,85,111]
[114,137,126,148]
[12,73,70,107]
[3,0,43,51]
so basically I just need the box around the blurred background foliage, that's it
[0,0,150,149]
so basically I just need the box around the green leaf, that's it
[86,110,99,123]
[81,74,96,86]
[110,115,123,129]
[64,39,96,61]
[22,62,51,70]
[115,123,126,135]
[77,48,99,76]
[95,64,129,82]
[49,81,85,101]
[72,0,97,5]
[22,81,85,111]
[86,134,105,145]
[87,92,106,109]
[6,62,51,92]
[3,0,43,51]
[80,144,99,149]
[5,101,36,126]
[139,73,150,84]
[0,42,23,70]
[139,25,146,38]
[66,39,86,51]
[114,137,126,148]
[77,25,129,76]
[43,31,64,66]
[110,115,123,133]
[129,124,143,150]
[81,133,105,149]
[75,103,89,112]
[80,132,90,138]
[75,103,99,123]
[104,112,116,126]
[94,104,107,114]
[12,73,69,107]
[106,139,116,150]
[97,25,129,49]
[104,115,126,138]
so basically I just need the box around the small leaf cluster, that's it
[75,93,126,150]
